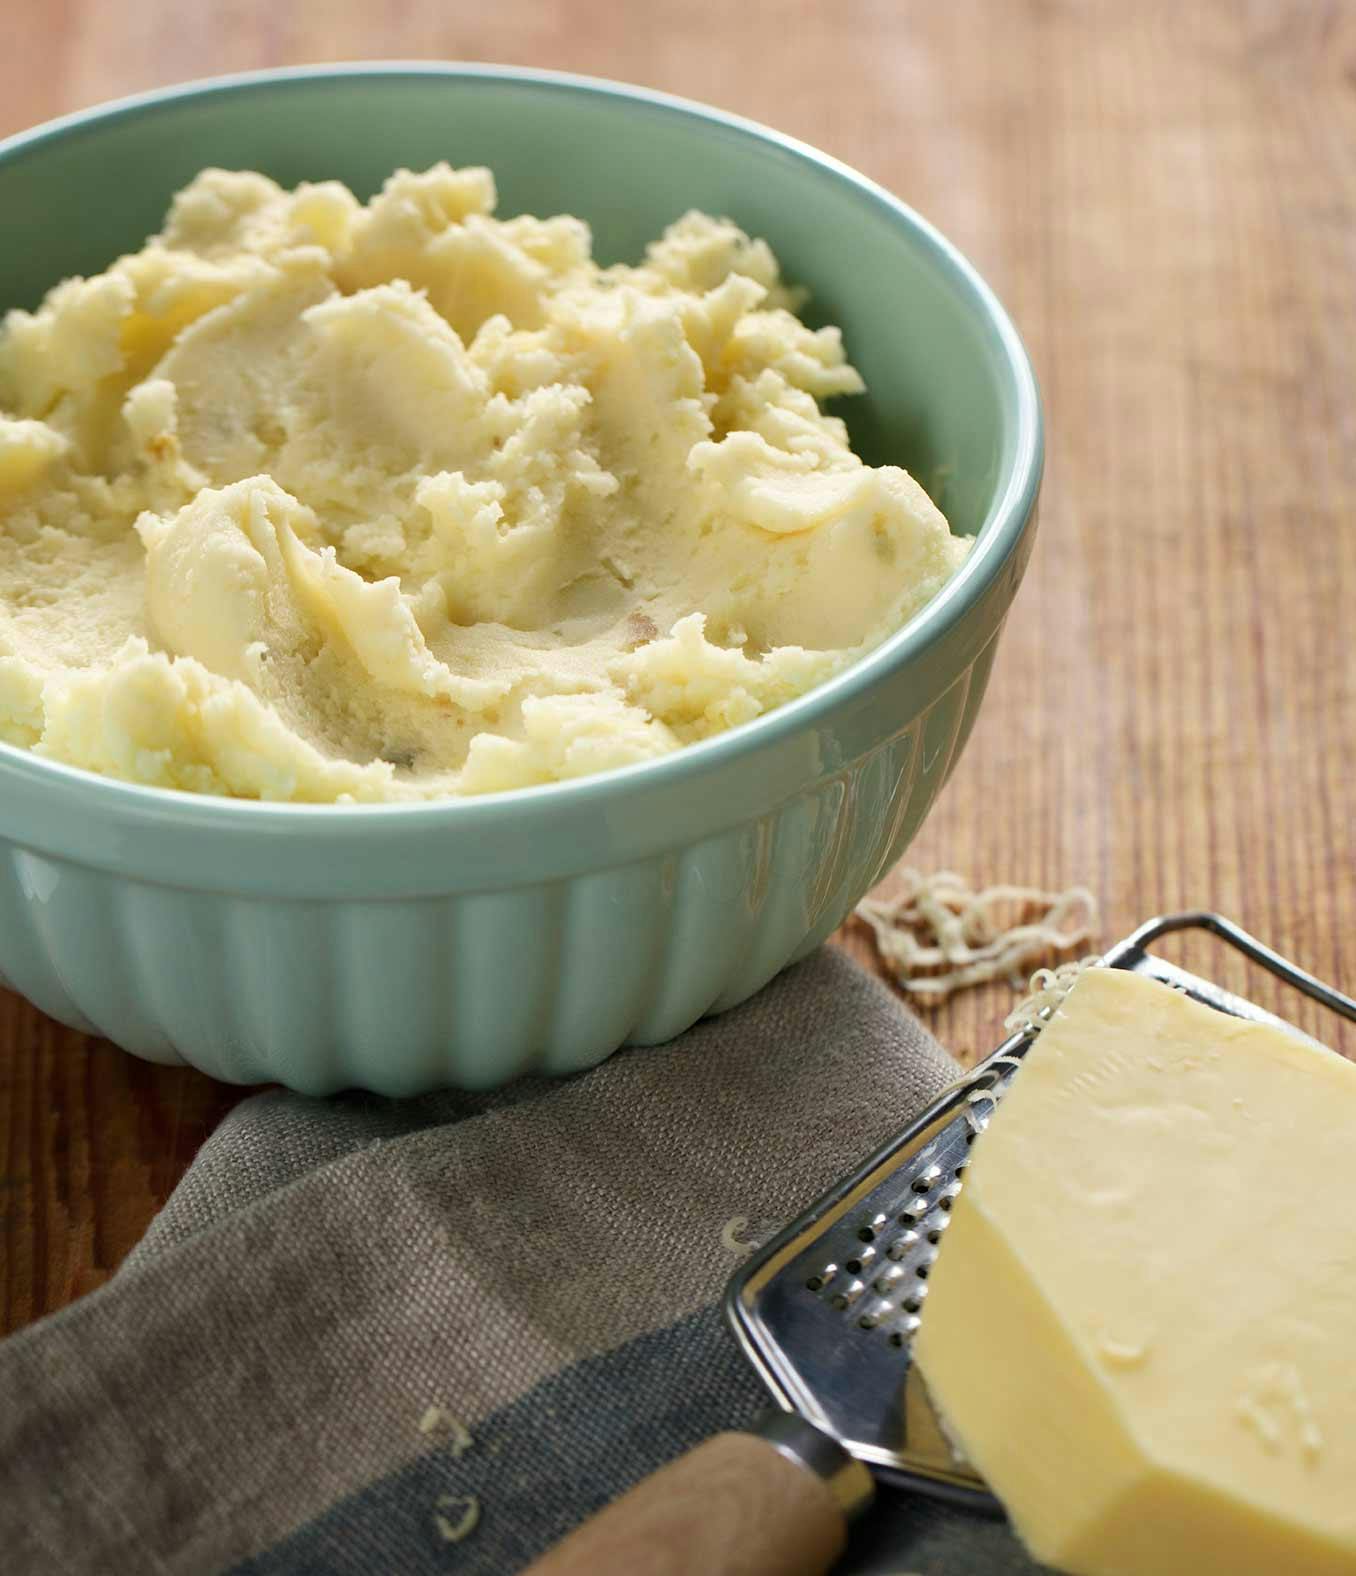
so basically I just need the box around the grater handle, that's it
[521,1421,872,1576]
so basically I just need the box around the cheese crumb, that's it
[720,1214,782,1254]
[433,1493,480,1544]
[417,1405,473,1459]
[721,1214,753,1252]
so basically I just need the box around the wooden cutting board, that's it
[2,0,1353,1335]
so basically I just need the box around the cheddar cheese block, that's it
[915,966,1356,1576]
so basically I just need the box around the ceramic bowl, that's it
[0,65,1042,1092]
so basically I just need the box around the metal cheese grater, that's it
[724,911,1356,1515]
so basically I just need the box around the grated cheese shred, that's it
[855,870,1100,1005]
[433,1494,481,1544]
[418,1405,473,1460]
[419,1403,480,1544]
[1003,956,1103,1034]
[721,1215,755,1253]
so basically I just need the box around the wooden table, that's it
[2,0,1352,1336]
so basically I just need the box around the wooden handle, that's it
[522,1431,849,1576]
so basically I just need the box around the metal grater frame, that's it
[724,911,1356,1511]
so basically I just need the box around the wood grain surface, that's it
[2,0,1352,1336]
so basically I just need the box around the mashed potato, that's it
[0,166,968,801]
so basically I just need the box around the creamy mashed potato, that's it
[0,166,968,801]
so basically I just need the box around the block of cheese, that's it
[914,966,1356,1576]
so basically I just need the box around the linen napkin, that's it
[0,948,1046,1575]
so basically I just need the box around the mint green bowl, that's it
[0,66,1042,1093]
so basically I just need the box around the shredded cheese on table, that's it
[855,869,1100,1005]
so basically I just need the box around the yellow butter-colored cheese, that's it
[915,966,1356,1576]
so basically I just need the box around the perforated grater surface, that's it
[724,911,1356,1513]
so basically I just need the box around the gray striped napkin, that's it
[0,949,1044,1574]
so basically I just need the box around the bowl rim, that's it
[0,61,1044,835]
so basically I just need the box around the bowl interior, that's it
[0,67,1022,543]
